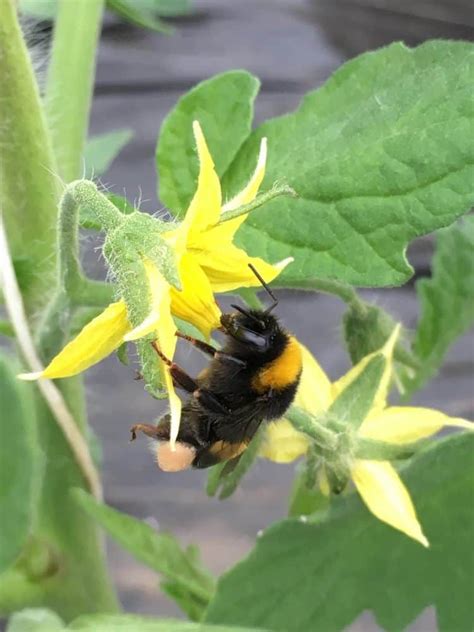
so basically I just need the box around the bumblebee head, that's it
[220,306,284,355]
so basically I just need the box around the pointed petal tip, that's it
[17,371,43,381]
[274,256,294,271]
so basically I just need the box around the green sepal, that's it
[288,464,329,518]
[327,354,386,429]
[206,429,264,500]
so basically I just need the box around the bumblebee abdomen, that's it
[251,335,302,393]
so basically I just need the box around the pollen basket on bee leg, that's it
[155,441,196,472]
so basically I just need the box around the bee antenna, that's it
[230,304,265,327]
[247,263,278,313]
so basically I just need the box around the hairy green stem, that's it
[287,406,339,451]
[291,278,361,305]
[0,0,59,314]
[45,0,105,182]
[219,184,296,223]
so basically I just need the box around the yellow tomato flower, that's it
[19,121,290,444]
[260,327,472,546]
[163,120,292,335]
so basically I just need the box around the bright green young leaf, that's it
[220,40,474,287]
[6,608,64,632]
[402,215,474,398]
[107,0,172,33]
[83,129,133,178]
[73,489,216,619]
[157,70,260,215]
[69,614,268,631]
[206,433,474,632]
[0,354,42,572]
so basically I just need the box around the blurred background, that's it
[22,0,474,628]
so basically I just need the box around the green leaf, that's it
[70,614,267,631]
[0,354,42,572]
[327,354,385,428]
[107,0,172,33]
[343,301,418,370]
[221,41,474,287]
[402,215,474,398]
[206,433,474,632]
[83,129,133,178]
[73,490,216,619]
[157,70,260,215]
[6,608,64,632]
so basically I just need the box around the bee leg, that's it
[151,341,230,414]
[193,388,231,415]
[176,332,247,367]
[151,341,199,393]
[130,422,169,442]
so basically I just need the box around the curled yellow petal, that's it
[332,325,400,418]
[123,258,182,447]
[171,253,221,339]
[360,406,473,444]
[260,419,310,463]
[179,120,222,242]
[124,258,171,342]
[296,344,333,414]
[222,137,267,211]
[19,301,131,380]
[352,459,429,547]
[197,242,292,293]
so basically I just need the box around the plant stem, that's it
[0,215,102,499]
[290,278,361,305]
[45,0,105,182]
[0,0,59,314]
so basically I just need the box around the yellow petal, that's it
[124,258,170,342]
[170,253,221,338]
[196,241,292,293]
[360,406,473,444]
[179,120,222,243]
[259,419,310,463]
[122,259,182,447]
[19,301,131,380]
[155,288,181,448]
[259,344,331,463]
[332,325,400,419]
[352,459,429,547]
[222,137,267,211]
[295,344,333,414]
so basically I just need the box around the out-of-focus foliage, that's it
[205,434,474,632]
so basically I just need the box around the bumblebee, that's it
[130,265,302,472]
